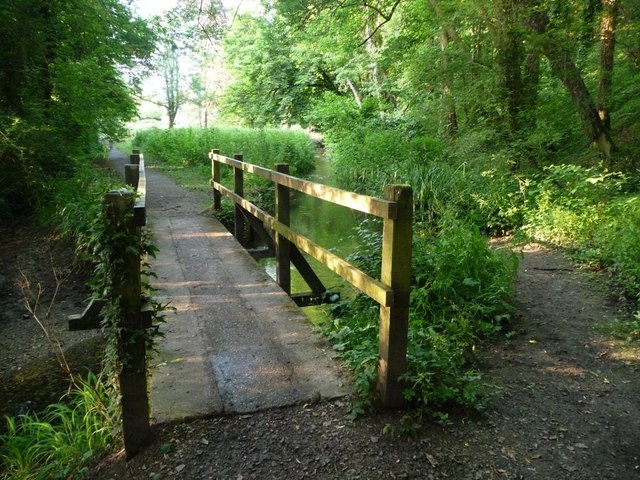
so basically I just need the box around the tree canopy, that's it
[221,0,639,168]
[0,0,154,215]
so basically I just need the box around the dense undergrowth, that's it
[304,91,640,416]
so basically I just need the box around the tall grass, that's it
[0,373,117,480]
[133,126,316,177]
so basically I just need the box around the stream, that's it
[260,150,363,317]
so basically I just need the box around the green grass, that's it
[132,126,316,177]
[0,373,117,480]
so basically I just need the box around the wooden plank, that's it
[103,190,150,458]
[239,208,275,251]
[210,151,396,219]
[377,185,413,408]
[291,291,341,308]
[211,149,221,209]
[210,181,393,307]
[68,298,105,331]
[290,245,325,295]
[275,164,291,294]
[125,164,139,190]
[233,154,246,246]
[247,246,274,260]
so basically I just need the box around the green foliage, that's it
[0,0,154,216]
[0,372,117,480]
[523,164,640,302]
[320,217,517,417]
[37,164,118,256]
[133,126,316,177]
[82,193,165,373]
[599,312,640,342]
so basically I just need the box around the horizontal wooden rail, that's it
[211,180,394,307]
[209,152,397,219]
[210,149,413,407]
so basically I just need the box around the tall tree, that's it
[150,0,225,128]
[598,0,619,130]
[0,0,154,214]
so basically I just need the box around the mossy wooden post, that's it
[211,149,221,210]
[104,190,150,458]
[378,184,413,407]
[275,163,291,294]
[233,154,246,246]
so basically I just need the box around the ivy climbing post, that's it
[103,189,150,458]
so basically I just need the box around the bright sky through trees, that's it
[132,0,261,18]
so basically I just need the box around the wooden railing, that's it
[210,150,413,407]
[69,150,151,458]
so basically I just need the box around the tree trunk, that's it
[430,0,459,139]
[530,10,613,157]
[598,0,618,130]
[495,0,540,141]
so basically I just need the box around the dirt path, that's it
[87,240,640,479]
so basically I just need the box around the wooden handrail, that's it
[210,149,413,407]
[211,180,394,307]
[209,152,397,219]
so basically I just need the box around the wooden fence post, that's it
[233,154,245,246]
[275,163,291,294]
[130,152,140,165]
[125,164,139,190]
[103,190,150,458]
[377,184,413,407]
[211,149,221,210]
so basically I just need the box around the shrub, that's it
[319,216,518,416]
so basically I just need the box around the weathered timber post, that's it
[211,149,221,210]
[125,164,139,190]
[275,163,291,294]
[103,190,150,458]
[233,154,246,246]
[378,184,413,407]
[130,152,141,165]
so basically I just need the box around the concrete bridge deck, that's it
[109,150,351,424]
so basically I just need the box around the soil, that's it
[0,221,104,421]
[2,215,640,478]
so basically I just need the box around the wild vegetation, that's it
[1,0,639,473]
[215,0,640,414]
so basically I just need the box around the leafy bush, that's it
[522,163,640,302]
[319,216,518,416]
